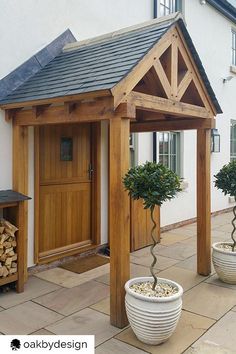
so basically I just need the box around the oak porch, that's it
[0,19,221,329]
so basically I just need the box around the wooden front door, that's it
[36,124,92,263]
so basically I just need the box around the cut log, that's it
[5,247,13,254]
[0,234,8,244]
[9,268,17,274]
[0,220,18,280]
[3,242,12,248]
[2,266,9,277]
[0,220,18,234]
[12,254,17,261]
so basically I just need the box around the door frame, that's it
[34,122,101,264]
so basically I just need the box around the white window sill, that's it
[230,65,236,74]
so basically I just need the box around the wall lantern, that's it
[211,128,220,153]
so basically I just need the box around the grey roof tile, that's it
[0,18,222,113]
[0,22,170,105]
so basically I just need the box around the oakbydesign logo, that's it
[10,339,21,351]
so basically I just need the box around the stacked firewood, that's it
[0,219,18,277]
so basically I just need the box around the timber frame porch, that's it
[0,15,222,329]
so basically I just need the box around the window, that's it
[230,120,236,161]
[232,29,236,66]
[159,131,181,175]
[60,137,73,161]
[160,0,176,16]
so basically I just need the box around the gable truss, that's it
[112,25,216,119]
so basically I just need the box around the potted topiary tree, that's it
[123,161,183,345]
[213,160,236,284]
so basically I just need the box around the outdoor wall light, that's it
[211,128,220,153]
[222,75,233,84]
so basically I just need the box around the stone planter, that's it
[212,242,236,284]
[125,277,183,345]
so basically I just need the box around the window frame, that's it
[157,0,182,17]
[232,29,236,67]
[230,120,236,161]
[158,131,182,176]
[129,133,138,167]
[159,0,176,16]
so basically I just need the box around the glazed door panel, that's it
[38,124,92,261]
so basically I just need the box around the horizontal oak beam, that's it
[126,91,213,119]
[13,100,135,126]
[0,89,111,110]
[130,118,215,133]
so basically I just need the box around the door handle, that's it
[88,163,94,180]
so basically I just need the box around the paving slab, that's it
[90,297,110,315]
[33,280,109,315]
[30,329,54,335]
[216,224,234,233]
[95,263,153,286]
[116,310,215,354]
[35,264,110,288]
[155,242,196,261]
[175,254,215,274]
[185,342,235,354]
[0,276,60,309]
[46,308,122,346]
[0,301,63,334]
[192,311,236,352]
[156,266,206,292]
[131,254,179,270]
[183,283,236,319]
[160,231,192,246]
[96,338,149,354]
[205,274,236,290]
[132,245,167,258]
[169,227,196,237]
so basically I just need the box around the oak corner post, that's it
[109,116,130,328]
[197,128,211,276]
[13,122,29,281]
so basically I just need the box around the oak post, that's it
[13,123,29,281]
[109,116,130,328]
[197,128,211,275]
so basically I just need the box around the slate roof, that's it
[0,29,76,101]
[0,15,222,114]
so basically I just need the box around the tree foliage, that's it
[214,160,236,197]
[123,161,182,210]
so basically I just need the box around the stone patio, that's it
[0,211,235,353]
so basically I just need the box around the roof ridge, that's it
[63,12,183,53]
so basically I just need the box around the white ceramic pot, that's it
[125,277,183,345]
[212,242,236,284]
